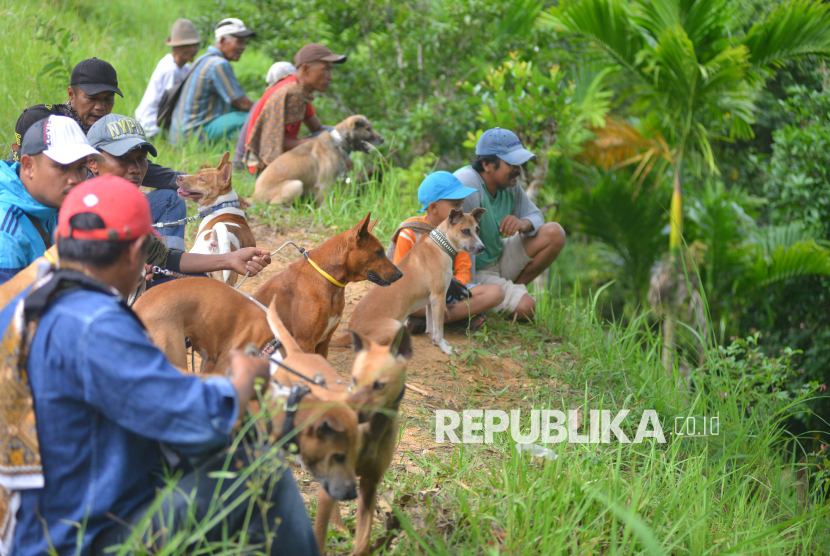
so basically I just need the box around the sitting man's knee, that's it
[490,285,506,305]
[542,222,566,249]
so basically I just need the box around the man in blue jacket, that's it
[0,114,101,283]
[0,176,317,556]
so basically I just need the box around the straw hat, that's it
[166,19,201,47]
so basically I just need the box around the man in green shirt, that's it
[455,128,565,320]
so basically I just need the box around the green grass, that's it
[3,0,828,554]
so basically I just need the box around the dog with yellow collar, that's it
[253,213,402,357]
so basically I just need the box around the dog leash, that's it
[234,241,345,290]
[152,201,242,229]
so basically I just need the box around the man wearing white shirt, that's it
[136,19,201,137]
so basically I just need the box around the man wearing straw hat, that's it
[136,19,202,138]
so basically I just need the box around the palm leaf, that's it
[742,0,830,69]
[740,224,830,290]
[539,0,648,83]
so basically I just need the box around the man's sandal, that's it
[446,314,487,332]
[405,316,427,335]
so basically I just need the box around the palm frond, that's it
[539,0,648,83]
[740,223,830,290]
[742,0,830,70]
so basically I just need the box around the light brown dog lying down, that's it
[0,246,58,310]
[332,208,486,354]
[253,213,402,357]
[265,301,411,555]
[132,277,273,374]
[250,115,384,206]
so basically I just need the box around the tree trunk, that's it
[663,162,684,372]
[525,155,549,204]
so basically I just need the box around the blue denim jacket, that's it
[1,288,239,556]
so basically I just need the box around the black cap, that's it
[70,58,123,97]
[12,104,63,161]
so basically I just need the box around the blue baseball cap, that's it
[417,171,477,212]
[476,127,536,165]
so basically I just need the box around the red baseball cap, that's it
[58,175,161,241]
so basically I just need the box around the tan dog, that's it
[250,115,384,206]
[318,326,411,556]
[253,213,402,357]
[133,277,273,373]
[0,246,58,309]
[264,300,411,556]
[177,152,256,286]
[334,208,486,354]
[264,384,365,502]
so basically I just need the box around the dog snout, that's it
[375,134,385,145]
[393,267,403,280]
[475,242,485,255]
[327,479,358,501]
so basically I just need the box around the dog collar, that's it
[429,229,458,259]
[280,383,311,451]
[303,252,346,288]
[198,200,242,217]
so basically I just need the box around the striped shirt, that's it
[169,47,246,145]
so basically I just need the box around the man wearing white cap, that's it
[0,115,101,283]
[135,19,202,137]
[170,18,255,145]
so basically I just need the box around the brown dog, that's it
[133,277,273,373]
[177,152,256,286]
[264,300,411,555]
[334,208,486,354]
[253,213,402,357]
[250,115,384,206]
[317,325,411,556]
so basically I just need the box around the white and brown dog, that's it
[176,152,256,286]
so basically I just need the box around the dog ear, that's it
[218,151,230,169]
[266,298,302,355]
[367,218,378,233]
[354,212,372,239]
[349,329,371,353]
[316,417,345,437]
[471,207,487,223]
[449,208,463,225]
[391,325,413,360]
[353,117,366,128]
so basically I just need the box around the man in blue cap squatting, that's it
[454,128,566,321]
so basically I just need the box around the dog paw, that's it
[437,340,453,354]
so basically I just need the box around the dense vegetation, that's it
[1,0,829,552]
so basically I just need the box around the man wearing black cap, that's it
[244,43,346,171]
[170,18,256,145]
[13,58,189,249]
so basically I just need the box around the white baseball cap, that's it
[214,18,256,40]
[20,115,104,164]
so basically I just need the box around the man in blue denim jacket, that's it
[0,176,317,556]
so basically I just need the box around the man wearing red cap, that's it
[0,176,319,556]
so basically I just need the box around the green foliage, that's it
[572,173,667,305]
[763,85,830,239]
[704,332,806,417]
[224,0,572,167]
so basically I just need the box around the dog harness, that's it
[152,200,242,229]
[429,228,458,259]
